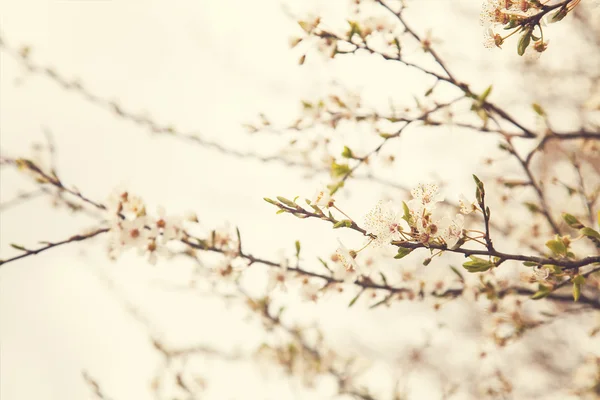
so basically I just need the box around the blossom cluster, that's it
[479,0,554,56]
[333,183,474,274]
[106,191,185,265]
[365,183,467,248]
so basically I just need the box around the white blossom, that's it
[122,194,146,217]
[364,200,403,246]
[312,185,334,207]
[137,238,170,265]
[335,239,362,276]
[407,183,444,212]
[117,216,151,250]
[458,194,477,215]
[300,280,321,302]
[440,214,465,248]
[414,212,444,245]
[267,252,289,292]
[155,206,184,243]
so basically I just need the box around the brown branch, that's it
[0,228,109,267]
[267,199,599,270]
[505,144,561,235]
[0,188,49,211]
[82,371,113,400]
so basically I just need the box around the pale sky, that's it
[1,0,599,399]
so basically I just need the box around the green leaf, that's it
[580,227,600,240]
[517,31,532,56]
[551,9,567,22]
[401,201,413,225]
[331,161,351,178]
[295,240,301,257]
[347,20,361,41]
[472,175,485,203]
[10,244,26,251]
[348,289,365,307]
[498,143,511,152]
[545,238,567,256]
[531,284,552,300]
[449,265,465,282]
[341,146,353,159]
[276,209,285,214]
[523,261,539,267]
[394,247,413,259]
[393,37,401,53]
[524,202,541,214]
[562,213,584,229]
[573,282,581,302]
[462,255,494,273]
[317,257,333,274]
[379,272,389,286]
[532,103,545,116]
[263,197,278,205]
[333,219,353,229]
[572,276,584,302]
[276,196,297,208]
[478,85,493,102]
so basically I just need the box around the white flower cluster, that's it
[106,191,184,265]
[364,183,470,249]
[479,0,546,50]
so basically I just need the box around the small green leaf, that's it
[524,202,541,214]
[498,143,511,152]
[333,219,353,229]
[572,275,584,302]
[449,265,465,282]
[317,257,333,274]
[347,20,361,41]
[394,247,413,259]
[276,196,297,208]
[276,209,285,214]
[348,289,365,307]
[545,238,567,256]
[10,244,26,251]
[379,272,389,286]
[263,197,278,205]
[517,31,532,56]
[479,85,493,102]
[401,201,413,225]
[331,161,351,178]
[472,175,485,203]
[532,103,545,117]
[573,282,581,302]
[562,213,584,229]
[531,284,552,300]
[295,240,301,257]
[551,9,567,22]
[341,146,353,159]
[580,227,600,240]
[462,255,494,273]
[523,261,539,267]
[393,37,401,53]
